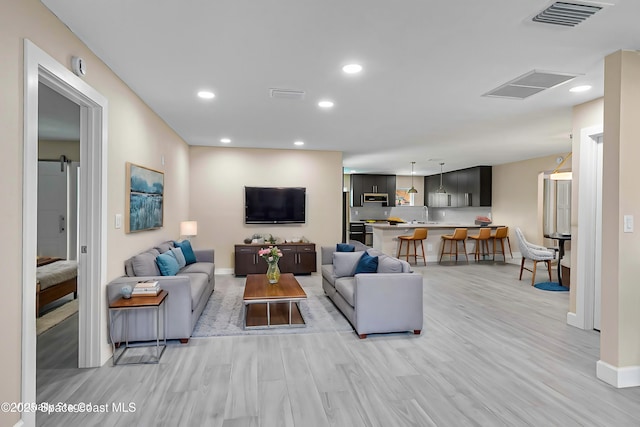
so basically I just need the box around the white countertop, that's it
[370,223,500,229]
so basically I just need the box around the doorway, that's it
[23,39,107,425]
[570,125,603,331]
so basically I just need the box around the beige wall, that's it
[189,147,343,271]
[1,1,190,422]
[569,98,604,313]
[601,50,640,368]
[492,154,564,248]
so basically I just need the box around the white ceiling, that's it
[41,0,640,175]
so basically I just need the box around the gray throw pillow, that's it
[377,255,404,273]
[333,251,365,278]
[131,251,161,276]
[170,247,187,269]
[155,241,174,253]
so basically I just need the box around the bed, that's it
[36,257,78,317]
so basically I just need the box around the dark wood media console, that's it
[234,243,317,276]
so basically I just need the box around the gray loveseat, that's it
[106,240,215,343]
[321,241,423,338]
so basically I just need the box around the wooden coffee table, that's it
[243,273,307,329]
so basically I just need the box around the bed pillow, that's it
[355,252,378,274]
[174,240,197,265]
[156,253,180,276]
[333,251,365,278]
[169,247,187,269]
[336,243,355,252]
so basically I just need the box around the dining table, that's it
[544,232,571,287]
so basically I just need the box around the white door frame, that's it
[23,39,107,425]
[568,124,602,330]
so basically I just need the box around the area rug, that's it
[534,281,569,292]
[37,298,78,335]
[192,275,354,337]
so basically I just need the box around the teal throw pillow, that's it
[174,240,197,265]
[156,253,180,276]
[336,243,355,252]
[170,247,187,268]
[355,252,378,274]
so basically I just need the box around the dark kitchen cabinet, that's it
[350,174,396,206]
[425,166,492,208]
[234,243,316,276]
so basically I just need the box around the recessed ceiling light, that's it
[342,64,363,74]
[294,141,304,146]
[318,100,334,108]
[569,85,592,93]
[197,91,215,99]
[220,138,231,143]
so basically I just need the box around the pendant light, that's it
[550,152,572,180]
[436,162,447,193]
[408,162,418,194]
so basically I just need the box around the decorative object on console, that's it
[126,162,164,233]
[120,285,133,299]
[475,216,493,226]
[259,246,283,284]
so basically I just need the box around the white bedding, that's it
[36,260,78,290]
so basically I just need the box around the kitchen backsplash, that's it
[350,205,491,224]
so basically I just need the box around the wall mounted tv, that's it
[245,186,306,224]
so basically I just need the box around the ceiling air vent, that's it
[483,70,579,100]
[269,88,306,100]
[532,2,603,27]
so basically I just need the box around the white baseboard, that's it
[215,267,234,275]
[566,311,582,328]
[596,360,640,388]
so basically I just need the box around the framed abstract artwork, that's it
[125,162,164,233]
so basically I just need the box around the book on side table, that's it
[132,280,160,296]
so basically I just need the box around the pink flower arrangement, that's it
[259,246,283,263]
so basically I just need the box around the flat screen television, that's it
[245,186,306,224]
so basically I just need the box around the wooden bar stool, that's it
[468,227,491,261]
[397,228,427,266]
[439,228,468,263]
[491,226,510,261]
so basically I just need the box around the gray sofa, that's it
[106,240,215,343]
[321,241,423,338]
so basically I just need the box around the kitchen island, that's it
[371,223,503,262]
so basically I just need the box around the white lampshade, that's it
[180,221,198,237]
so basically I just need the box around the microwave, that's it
[362,193,389,205]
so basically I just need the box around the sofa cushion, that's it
[355,252,378,274]
[321,264,336,287]
[337,243,355,252]
[174,240,197,265]
[333,251,365,278]
[131,250,161,276]
[179,272,209,310]
[156,252,180,276]
[366,248,384,257]
[170,247,187,268]
[377,255,404,273]
[179,261,214,280]
[335,277,356,307]
[155,241,174,254]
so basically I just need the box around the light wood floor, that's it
[37,261,640,426]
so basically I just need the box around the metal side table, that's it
[109,290,168,365]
